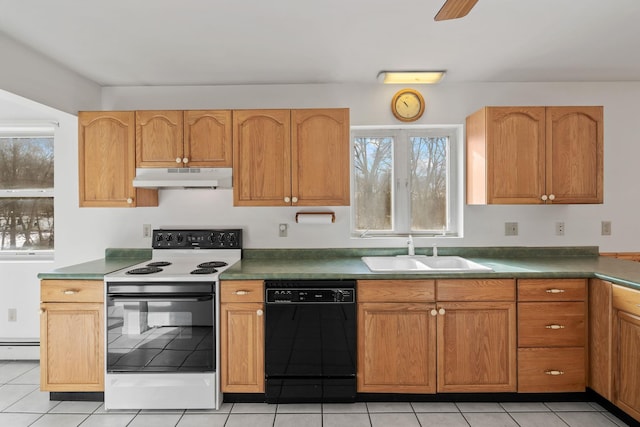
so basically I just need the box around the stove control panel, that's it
[152,229,242,249]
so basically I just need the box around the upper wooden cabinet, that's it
[466,106,603,205]
[233,108,350,206]
[136,110,232,168]
[78,111,158,207]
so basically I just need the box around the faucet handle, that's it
[432,244,438,257]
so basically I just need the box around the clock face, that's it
[391,89,425,122]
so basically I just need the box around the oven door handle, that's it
[108,294,213,302]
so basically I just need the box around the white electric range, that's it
[103,228,242,410]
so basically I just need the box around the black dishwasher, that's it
[265,279,356,403]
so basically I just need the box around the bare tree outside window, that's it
[410,136,448,231]
[353,136,393,230]
[0,136,54,252]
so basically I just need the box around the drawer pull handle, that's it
[545,324,565,330]
[545,370,564,376]
[235,290,250,295]
[63,290,79,295]
[545,288,565,294]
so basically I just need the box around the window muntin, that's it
[0,133,54,256]
[352,126,461,237]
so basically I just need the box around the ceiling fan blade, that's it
[434,0,479,21]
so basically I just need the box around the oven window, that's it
[107,297,215,373]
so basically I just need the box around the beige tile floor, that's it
[0,361,632,427]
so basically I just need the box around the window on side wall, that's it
[0,125,54,260]
[351,126,462,237]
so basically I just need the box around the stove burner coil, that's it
[147,261,171,267]
[190,268,218,275]
[126,267,163,275]
[197,261,228,269]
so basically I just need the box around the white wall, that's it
[2,80,640,340]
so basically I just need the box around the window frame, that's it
[350,124,463,239]
[0,125,55,261]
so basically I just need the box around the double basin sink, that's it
[361,255,492,273]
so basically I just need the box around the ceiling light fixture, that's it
[377,71,446,84]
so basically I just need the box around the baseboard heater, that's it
[0,341,40,360]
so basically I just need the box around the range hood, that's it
[132,168,232,189]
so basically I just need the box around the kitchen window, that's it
[351,126,462,237]
[0,125,54,259]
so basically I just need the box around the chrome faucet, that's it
[407,235,415,256]
[432,244,438,257]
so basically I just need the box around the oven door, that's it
[106,282,215,373]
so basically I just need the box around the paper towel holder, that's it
[295,211,336,224]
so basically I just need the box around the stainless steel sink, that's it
[361,255,492,273]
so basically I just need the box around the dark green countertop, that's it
[36,246,640,291]
[219,247,640,291]
[37,249,151,280]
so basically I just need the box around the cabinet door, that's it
[233,110,291,206]
[79,111,157,207]
[220,302,265,392]
[40,302,103,391]
[358,302,436,393]
[136,110,184,167]
[546,106,603,204]
[291,109,350,206]
[613,310,640,421]
[184,110,232,167]
[588,279,612,400]
[486,107,546,204]
[437,301,516,392]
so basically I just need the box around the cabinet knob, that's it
[544,370,564,376]
[176,157,182,163]
[545,324,565,330]
[292,197,298,203]
[182,157,189,164]
[545,288,565,294]
[548,194,555,201]
[234,290,250,295]
[438,308,446,315]
[541,194,548,201]
[126,198,133,204]
[430,309,438,316]
[256,309,264,316]
[284,197,291,203]
[39,309,45,314]
[62,290,78,295]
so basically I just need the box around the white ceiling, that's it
[1,0,640,87]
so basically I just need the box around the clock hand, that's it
[403,101,409,107]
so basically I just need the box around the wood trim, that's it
[436,279,515,301]
[588,279,613,400]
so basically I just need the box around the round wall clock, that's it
[391,88,426,122]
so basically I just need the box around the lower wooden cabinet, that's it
[612,285,640,421]
[517,279,587,393]
[358,302,437,393]
[220,280,264,393]
[357,279,516,393]
[40,280,104,392]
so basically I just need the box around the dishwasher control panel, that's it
[266,288,355,303]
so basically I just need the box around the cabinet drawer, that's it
[612,285,640,316]
[41,280,103,303]
[518,279,586,301]
[357,280,435,303]
[436,279,515,301]
[518,347,585,392]
[518,302,585,347]
[221,280,264,303]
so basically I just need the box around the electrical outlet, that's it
[8,308,16,322]
[555,221,565,236]
[504,222,518,236]
[279,223,288,237]
[601,221,612,236]
[143,224,151,238]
